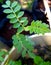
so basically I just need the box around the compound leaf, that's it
[17,11,24,18]
[11,1,18,8]
[7,14,15,19]
[3,9,12,13]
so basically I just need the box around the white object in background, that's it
[43,0,51,28]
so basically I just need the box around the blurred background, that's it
[0,0,34,10]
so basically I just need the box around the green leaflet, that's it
[22,49,26,57]
[40,62,51,65]
[7,14,15,19]
[3,9,13,13]
[28,51,35,59]
[12,35,19,46]
[12,34,34,57]
[22,39,33,51]
[8,60,21,65]
[14,5,21,12]
[15,60,22,65]
[34,56,43,65]
[18,34,26,41]
[17,42,22,53]
[0,51,5,56]
[20,17,27,23]
[13,35,22,53]
[17,11,24,18]
[10,18,17,24]
[17,34,34,52]
[13,22,20,28]
[11,1,18,8]
[6,0,10,6]
[12,34,16,40]
[0,50,7,62]
[23,20,28,26]
[34,56,51,65]
[25,26,31,31]
[0,57,4,62]
[2,4,9,8]
[13,37,18,45]
[17,26,24,33]
[8,60,15,65]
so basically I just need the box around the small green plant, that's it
[0,0,51,65]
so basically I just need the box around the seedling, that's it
[0,0,51,65]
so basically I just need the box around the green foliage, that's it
[13,23,21,28]
[17,26,24,33]
[2,0,51,65]
[6,0,10,6]
[17,11,24,18]
[34,56,51,65]
[40,61,51,65]
[0,0,3,3]
[34,56,43,65]
[8,60,21,65]
[25,20,50,34]
[11,1,18,8]
[10,18,17,24]
[20,17,27,23]
[0,51,4,62]
[2,0,28,31]
[7,13,16,19]
[2,4,10,8]
[28,51,35,59]
[22,49,26,57]
[3,9,13,13]
[27,0,34,10]
[12,34,34,57]
[0,50,7,62]
[14,5,21,12]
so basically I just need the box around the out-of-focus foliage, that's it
[27,0,34,10]
[18,0,34,10]
[0,0,3,3]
